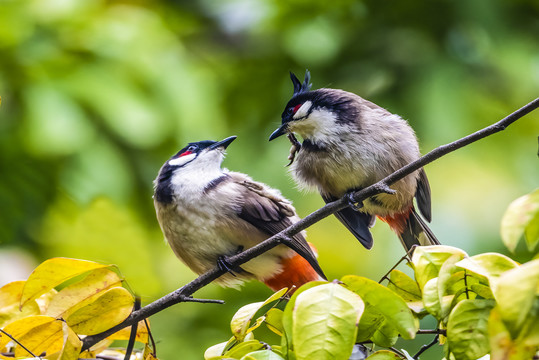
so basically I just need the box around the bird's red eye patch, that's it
[292,103,302,114]
[179,150,192,157]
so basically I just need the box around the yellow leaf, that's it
[46,268,123,319]
[58,323,82,360]
[0,315,64,358]
[66,287,134,335]
[107,320,149,344]
[0,281,40,327]
[21,258,111,308]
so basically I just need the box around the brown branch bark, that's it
[82,97,539,351]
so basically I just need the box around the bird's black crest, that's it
[290,70,312,96]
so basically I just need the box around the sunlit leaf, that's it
[422,277,442,320]
[488,306,538,360]
[46,268,123,319]
[366,350,404,359]
[500,188,539,252]
[57,322,83,360]
[66,287,134,335]
[240,350,285,360]
[204,341,228,360]
[224,340,265,359]
[411,246,467,291]
[20,258,110,308]
[370,318,399,347]
[281,281,325,359]
[231,288,287,341]
[292,282,364,360]
[447,299,495,360]
[265,308,284,336]
[471,284,494,299]
[342,275,418,340]
[0,315,64,358]
[387,270,421,302]
[492,259,539,338]
[455,253,518,289]
[0,281,40,328]
[437,255,469,319]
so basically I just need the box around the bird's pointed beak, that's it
[269,124,288,141]
[209,136,237,150]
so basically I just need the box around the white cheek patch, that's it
[168,153,196,167]
[293,100,312,119]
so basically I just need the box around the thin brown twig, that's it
[81,97,539,351]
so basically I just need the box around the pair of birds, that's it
[153,71,439,291]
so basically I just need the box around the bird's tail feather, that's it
[380,207,440,253]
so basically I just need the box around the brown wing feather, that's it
[231,175,326,280]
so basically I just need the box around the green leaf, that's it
[422,278,442,320]
[501,188,539,252]
[411,246,467,291]
[492,259,539,338]
[470,284,494,299]
[204,342,228,359]
[281,281,325,359]
[292,282,364,360]
[370,318,399,347]
[387,270,421,302]
[265,308,284,336]
[366,350,404,359]
[437,255,467,319]
[355,304,384,343]
[240,350,286,360]
[455,253,519,287]
[342,275,418,340]
[488,306,538,360]
[231,288,288,341]
[447,299,495,360]
[224,341,265,359]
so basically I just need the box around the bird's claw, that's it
[217,246,245,276]
[347,192,363,212]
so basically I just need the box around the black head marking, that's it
[290,70,312,96]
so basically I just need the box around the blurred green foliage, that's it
[0,0,537,358]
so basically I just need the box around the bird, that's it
[269,71,439,252]
[153,135,326,291]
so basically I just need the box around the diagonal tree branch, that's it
[82,97,538,351]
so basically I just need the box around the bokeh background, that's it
[1,0,538,358]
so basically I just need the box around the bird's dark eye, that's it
[292,103,302,115]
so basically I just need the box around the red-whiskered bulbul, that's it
[153,135,326,291]
[269,71,439,252]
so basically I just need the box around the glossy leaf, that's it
[224,340,265,359]
[20,258,110,308]
[422,277,442,320]
[0,281,40,327]
[281,281,325,358]
[204,341,228,360]
[500,188,539,252]
[387,270,421,302]
[240,350,285,360]
[231,288,287,341]
[370,318,399,347]
[455,253,518,288]
[437,255,466,319]
[292,282,364,360]
[411,246,467,290]
[342,275,418,340]
[492,259,539,338]
[447,299,495,360]
[66,287,134,335]
[265,308,284,336]
[366,350,404,360]
[46,268,123,319]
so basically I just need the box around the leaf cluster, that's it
[0,258,154,360]
[203,189,539,360]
